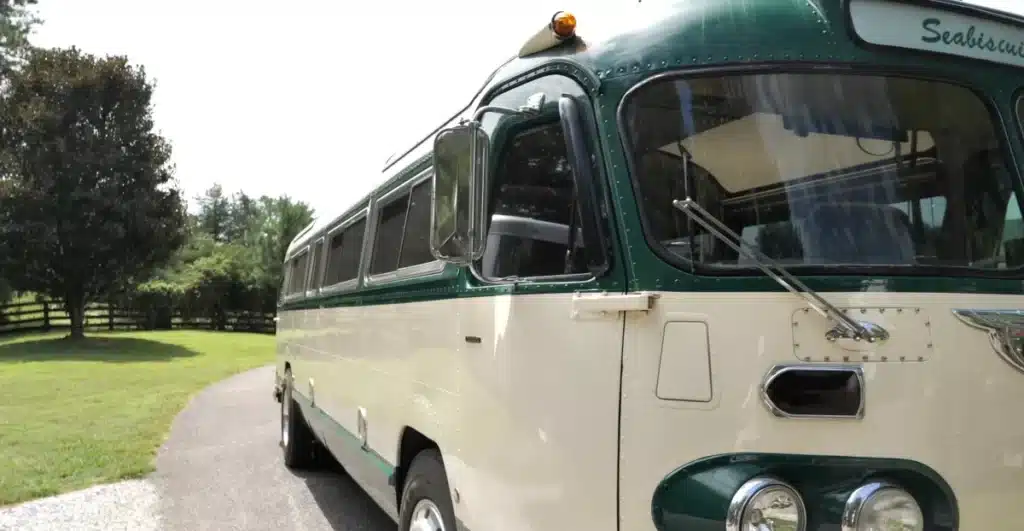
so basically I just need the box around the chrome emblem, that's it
[952,309,1024,374]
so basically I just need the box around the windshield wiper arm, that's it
[671,197,888,344]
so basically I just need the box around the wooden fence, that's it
[0,299,276,336]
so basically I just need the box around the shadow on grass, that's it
[0,336,199,363]
[288,451,394,531]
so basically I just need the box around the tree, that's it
[0,46,187,339]
[256,196,313,294]
[196,184,230,243]
[139,190,313,320]
[0,0,40,78]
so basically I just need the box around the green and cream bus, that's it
[273,1,1024,529]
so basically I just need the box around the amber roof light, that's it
[550,11,577,39]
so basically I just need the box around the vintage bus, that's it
[273,0,1024,529]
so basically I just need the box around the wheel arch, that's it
[394,426,441,509]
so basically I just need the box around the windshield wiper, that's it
[671,197,889,344]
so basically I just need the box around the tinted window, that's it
[324,218,366,285]
[399,180,435,268]
[624,73,1020,271]
[369,193,409,275]
[479,122,588,278]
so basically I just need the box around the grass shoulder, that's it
[0,330,275,506]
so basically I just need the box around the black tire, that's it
[398,448,458,531]
[280,370,317,469]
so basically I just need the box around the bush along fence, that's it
[0,298,276,335]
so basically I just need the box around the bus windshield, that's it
[621,72,1023,273]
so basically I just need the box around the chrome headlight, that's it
[842,481,924,531]
[727,476,807,531]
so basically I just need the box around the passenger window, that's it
[399,180,435,268]
[479,122,588,279]
[308,240,323,290]
[324,218,366,286]
[369,193,410,275]
[280,267,292,296]
[288,252,309,294]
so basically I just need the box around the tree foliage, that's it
[138,186,314,324]
[0,0,40,78]
[0,46,187,338]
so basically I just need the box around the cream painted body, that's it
[276,290,1024,530]
[277,292,624,531]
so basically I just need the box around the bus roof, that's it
[287,0,1024,258]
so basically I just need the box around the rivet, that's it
[843,356,850,362]
[880,356,888,362]
[918,356,924,361]
[824,356,831,362]
[804,357,811,362]
[900,356,906,362]
[862,355,869,361]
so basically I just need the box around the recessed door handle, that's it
[464,336,482,344]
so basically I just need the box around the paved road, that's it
[152,365,395,531]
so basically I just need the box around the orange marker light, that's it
[550,11,577,39]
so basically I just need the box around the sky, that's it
[26,0,1024,218]
[28,0,575,217]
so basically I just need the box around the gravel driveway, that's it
[0,365,396,531]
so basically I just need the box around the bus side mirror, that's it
[429,121,490,265]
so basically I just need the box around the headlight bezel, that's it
[726,475,808,531]
[841,480,924,531]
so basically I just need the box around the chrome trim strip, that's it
[952,309,1024,374]
[365,260,446,287]
[760,364,866,420]
[726,476,807,531]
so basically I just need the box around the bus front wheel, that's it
[398,448,458,531]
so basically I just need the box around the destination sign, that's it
[849,0,1024,69]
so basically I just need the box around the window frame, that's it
[468,72,613,287]
[364,168,445,288]
[321,206,370,295]
[615,63,1024,279]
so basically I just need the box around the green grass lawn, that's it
[0,330,275,506]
